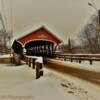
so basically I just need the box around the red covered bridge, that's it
[17,26,62,56]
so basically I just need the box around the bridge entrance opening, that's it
[25,40,55,57]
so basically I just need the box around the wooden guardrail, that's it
[54,54,100,65]
[25,56,43,79]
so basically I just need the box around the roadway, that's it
[44,58,100,85]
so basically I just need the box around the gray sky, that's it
[0,0,100,43]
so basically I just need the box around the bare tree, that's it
[0,13,12,54]
[78,13,100,53]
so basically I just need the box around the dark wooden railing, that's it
[25,56,43,79]
[54,54,100,65]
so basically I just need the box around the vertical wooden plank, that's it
[36,62,40,79]
[29,58,31,67]
[32,59,35,69]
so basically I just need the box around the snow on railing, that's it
[25,55,43,79]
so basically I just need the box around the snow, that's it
[67,61,100,73]
[55,58,100,73]
[0,61,100,100]
[26,56,43,63]
[44,68,100,100]
[0,64,71,100]
[0,54,13,58]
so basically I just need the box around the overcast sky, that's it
[0,0,100,43]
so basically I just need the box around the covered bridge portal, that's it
[18,27,62,57]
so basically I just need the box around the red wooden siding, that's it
[18,27,62,45]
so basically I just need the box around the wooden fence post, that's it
[26,57,28,65]
[71,58,73,62]
[32,59,36,69]
[90,60,92,65]
[36,62,43,79]
[29,58,31,67]
[79,59,81,63]
[36,62,40,79]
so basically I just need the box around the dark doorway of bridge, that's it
[25,40,55,57]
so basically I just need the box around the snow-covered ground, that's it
[68,61,100,73]
[0,54,12,58]
[0,61,100,100]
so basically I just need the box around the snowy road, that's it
[44,59,100,85]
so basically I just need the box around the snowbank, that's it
[0,63,100,100]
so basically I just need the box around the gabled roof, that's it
[17,26,62,45]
